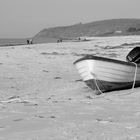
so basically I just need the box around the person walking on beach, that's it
[27,39,30,44]
[29,39,33,44]
[27,39,33,44]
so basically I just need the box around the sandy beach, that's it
[0,36,140,139]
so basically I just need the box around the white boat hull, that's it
[74,55,140,94]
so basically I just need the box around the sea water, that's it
[0,38,27,46]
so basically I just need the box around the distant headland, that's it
[1,18,140,46]
[32,18,140,43]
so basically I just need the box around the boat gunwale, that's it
[73,55,140,67]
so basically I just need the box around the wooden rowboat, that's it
[74,55,140,94]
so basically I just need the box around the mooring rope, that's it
[91,72,104,95]
[131,62,138,91]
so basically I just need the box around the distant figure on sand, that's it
[27,39,30,44]
[57,39,62,43]
[29,39,33,44]
[27,39,33,44]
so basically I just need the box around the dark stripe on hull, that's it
[74,55,138,67]
[85,79,140,95]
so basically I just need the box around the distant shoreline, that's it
[1,35,140,46]
[0,38,29,46]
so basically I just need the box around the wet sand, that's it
[0,37,140,139]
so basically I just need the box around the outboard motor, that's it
[126,46,140,63]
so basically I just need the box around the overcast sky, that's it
[0,0,139,38]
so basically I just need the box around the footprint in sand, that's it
[0,126,7,131]
[42,70,49,73]
[50,115,56,119]
[13,118,24,122]
[75,79,82,82]
[34,115,45,119]
[54,77,62,79]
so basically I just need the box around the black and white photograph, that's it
[0,0,140,139]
